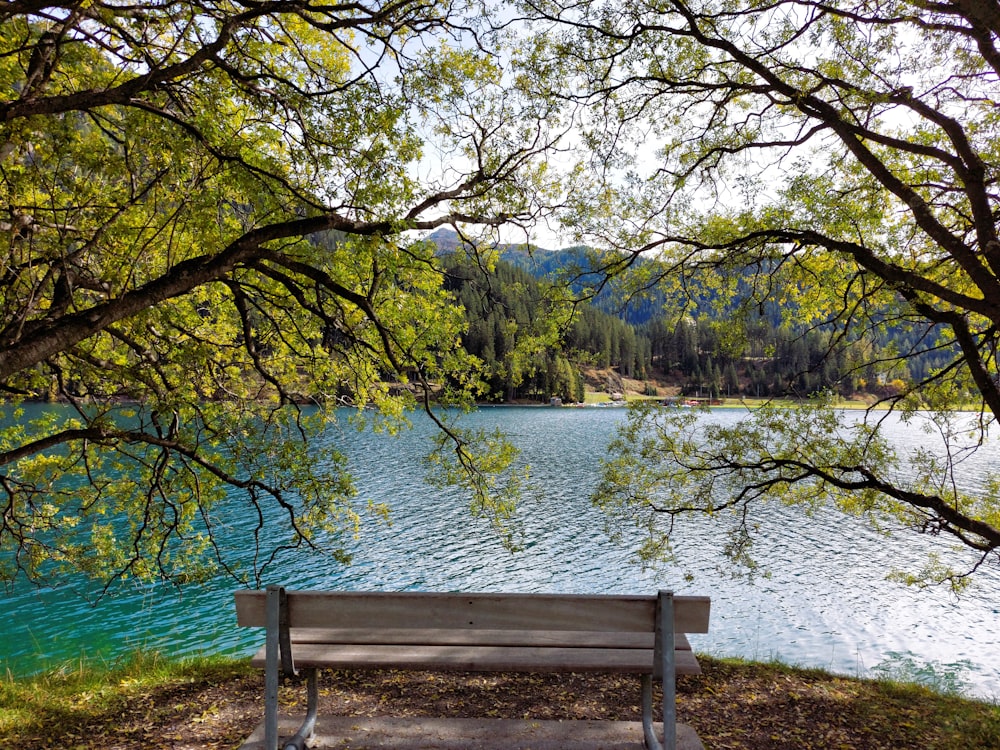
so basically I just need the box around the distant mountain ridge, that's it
[424,228,663,325]
[423,228,951,401]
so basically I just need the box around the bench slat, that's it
[235,590,710,634]
[235,588,710,750]
[248,643,703,675]
[282,628,692,650]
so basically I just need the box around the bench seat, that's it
[235,588,709,750]
[248,629,700,674]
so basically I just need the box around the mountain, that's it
[424,228,665,325]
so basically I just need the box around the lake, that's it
[2,405,999,698]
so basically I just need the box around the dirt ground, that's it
[20,657,986,750]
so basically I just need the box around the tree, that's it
[444,254,582,402]
[523,0,1000,587]
[0,1,569,591]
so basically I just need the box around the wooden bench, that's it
[234,587,710,750]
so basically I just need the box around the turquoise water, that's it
[3,405,999,698]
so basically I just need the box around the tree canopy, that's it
[0,0,571,590]
[519,0,1000,587]
[5,0,1000,594]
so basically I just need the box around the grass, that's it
[692,656,1000,749]
[0,651,255,745]
[2,652,999,749]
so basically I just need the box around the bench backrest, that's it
[235,590,710,635]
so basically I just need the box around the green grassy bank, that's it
[2,652,999,749]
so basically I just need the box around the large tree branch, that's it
[1,0,454,122]
[751,455,1000,551]
[642,227,1000,324]
[651,439,1000,553]
[0,186,516,383]
[2,8,244,122]
[0,215,357,381]
[664,0,1000,292]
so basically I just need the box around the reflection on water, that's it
[2,405,999,698]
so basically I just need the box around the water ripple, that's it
[2,406,998,698]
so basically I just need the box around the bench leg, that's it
[660,591,677,750]
[281,668,318,750]
[640,673,678,750]
[643,590,677,750]
[265,588,281,750]
[641,674,662,750]
[264,586,318,750]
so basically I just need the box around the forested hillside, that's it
[435,232,953,403]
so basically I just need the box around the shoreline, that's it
[3,653,997,749]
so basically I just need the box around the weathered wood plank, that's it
[277,628,692,650]
[235,590,710,634]
[248,643,703,675]
[235,588,710,750]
